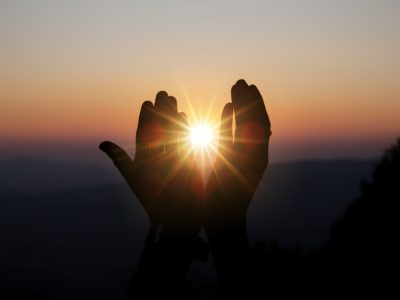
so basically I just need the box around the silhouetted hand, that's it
[206,79,271,231]
[99,91,202,239]
[204,79,271,293]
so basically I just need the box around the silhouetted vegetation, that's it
[252,138,400,297]
[325,138,400,294]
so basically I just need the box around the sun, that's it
[189,123,215,148]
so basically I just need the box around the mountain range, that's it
[0,157,377,298]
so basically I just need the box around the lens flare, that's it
[189,123,215,148]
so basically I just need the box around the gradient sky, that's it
[1,0,399,162]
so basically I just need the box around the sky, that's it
[1,0,399,163]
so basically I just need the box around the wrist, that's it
[204,217,257,288]
[146,224,209,262]
[205,214,248,239]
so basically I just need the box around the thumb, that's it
[99,141,132,167]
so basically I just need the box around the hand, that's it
[99,91,202,239]
[206,79,271,231]
[202,79,270,294]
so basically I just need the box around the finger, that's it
[168,95,178,112]
[164,96,179,154]
[249,84,271,131]
[99,141,133,171]
[247,84,271,143]
[152,91,169,154]
[218,103,233,155]
[231,79,251,129]
[135,101,153,160]
[231,80,270,145]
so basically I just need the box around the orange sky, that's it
[1,1,399,160]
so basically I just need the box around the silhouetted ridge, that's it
[324,138,400,294]
[328,138,399,252]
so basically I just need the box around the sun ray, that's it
[172,80,253,190]
[212,147,252,193]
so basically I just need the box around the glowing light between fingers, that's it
[189,123,216,148]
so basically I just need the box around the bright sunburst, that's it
[177,86,221,178]
[186,121,218,181]
[189,123,215,148]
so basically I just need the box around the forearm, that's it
[126,226,208,299]
[205,219,262,295]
